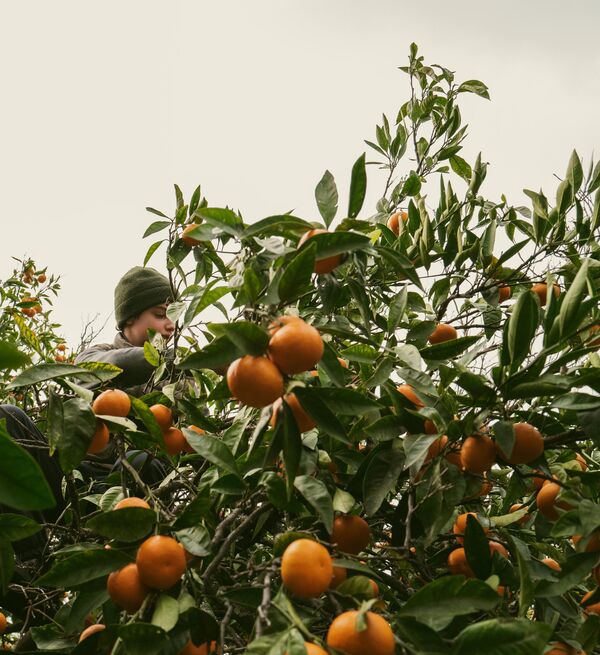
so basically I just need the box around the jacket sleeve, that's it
[74,345,155,390]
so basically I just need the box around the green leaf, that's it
[0,419,56,511]
[177,335,241,371]
[184,286,230,326]
[282,400,302,495]
[333,488,356,514]
[175,525,211,557]
[143,220,171,238]
[37,548,130,587]
[493,421,515,459]
[0,514,42,542]
[398,576,499,631]
[567,149,584,193]
[552,392,600,411]
[535,552,598,598]
[402,171,422,196]
[464,515,492,579]
[298,230,370,259]
[505,291,539,365]
[315,170,338,226]
[457,80,490,99]
[0,341,30,371]
[208,321,270,356]
[450,156,472,181]
[86,508,156,542]
[588,160,600,193]
[294,475,333,532]
[558,259,589,337]
[420,336,481,361]
[340,344,379,363]
[363,444,405,516]
[388,286,408,333]
[452,618,552,655]
[317,388,381,414]
[7,362,119,389]
[151,594,180,632]
[242,215,313,239]
[317,342,348,388]
[278,242,317,302]
[196,207,243,236]
[183,428,240,477]
[348,153,367,218]
[118,623,168,655]
[293,387,350,444]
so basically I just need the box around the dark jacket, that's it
[74,332,159,397]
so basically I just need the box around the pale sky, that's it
[2,1,599,349]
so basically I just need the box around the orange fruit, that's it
[447,547,474,577]
[179,641,219,655]
[532,469,548,490]
[115,497,150,510]
[326,610,395,655]
[227,355,284,408]
[588,325,600,347]
[542,557,561,572]
[37,273,47,283]
[489,541,509,559]
[582,590,600,615]
[163,426,188,456]
[88,420,110,454]
[545,643,580,655]
[575,453,588,471]
[107,563,150,613]
[531,282,560,307]
[460,435,496,474]
[184,425,204,452]
[78,623,106,643]
[386,211,408,235]
[330,565,347,589]
[500,422,544,465]
[298,228,342,274]
[55,354,66,362]
[136,535,187,590]
[0,613,6,634]
[57,343,67,351]
[268,316,324,374]
[396,384,424,408]
[331,515,370,554]
[573,532,600,553]
[536,482,571,521]
[423,419,438,435]
[92,389,131,417]
[281,539,333,598]
[368,579,379,597]
[182,223,202,246]
[428,323,458,345]
[498,285,511,303]
[453,512,490,544]
[270,393,316,433]
[149,404,172,430]
[426,434,461,467]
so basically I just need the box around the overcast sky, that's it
[2,1,599,349]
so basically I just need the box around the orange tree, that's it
[1,43,600,654]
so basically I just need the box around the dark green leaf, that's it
[37,548,131,587]
[452,618,552,655]
[196,207,243,236]
[317,388,381,414]
[0,514,42,542]
[348,153,367,218]
[278,242,317,302]
[505,291,539,365]
[402,172,422,196]
[0,341,30,371]
[293,387,350,444]
[420,336,481,361]
[363,444,405,516]
[86,508,156,542]
[558,259,589,337]
[118,623,168,655]
[183,428,240,476]
[177,335,241,371]
[315,170,338,226]
[208,321,269,356]
[294,475,333,532]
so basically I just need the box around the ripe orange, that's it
[227,355,284,408]
[179,641,219,655]
[57,343,67,351]
[79,623,106,643]
[281,539,333,598]
[489,541,509,559]
[500,422,544,465]
[428,323,458,344]
[498,285,511,303]
[542,557,561,572]
[532,469,548,490]
[115,497,150,510]
[182,223,202,246]
[331,515,370,554]
[536,482,571,521]
[92,389,131,417]
[150,404,173,430]
[588,325,600,347]
[270,393,316,433]
[531,282,560,307]
[573,532,600,553]
[426,434,461,467]
[107,563,150,613]
[88,420,110,454]
[575,453,588,471]
[268,316,324,374]
[423,419,437,435]
[460,435,496,474]
[545,643,580,655]
[298,228,342,274]
[327,610,395,655]
[55,354,66,362]
[386,210,408,235]
[447,547,474,577]
[396,384,424,408]
[330,565,347,589]
[136,535,187,590]
[452,512,490,544]
[0,613,6,634]
[163,426,188,456]
[37,273,47,283]
[582,590,600,615]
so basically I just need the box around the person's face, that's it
[123,304,175,347]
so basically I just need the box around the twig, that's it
[254,562,277,638]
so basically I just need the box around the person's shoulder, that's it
[74,334,127,363]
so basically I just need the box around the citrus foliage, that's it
[1,44,600,655]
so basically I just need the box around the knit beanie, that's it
[114,267,173,329]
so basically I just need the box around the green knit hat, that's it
[114,267,173,329]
